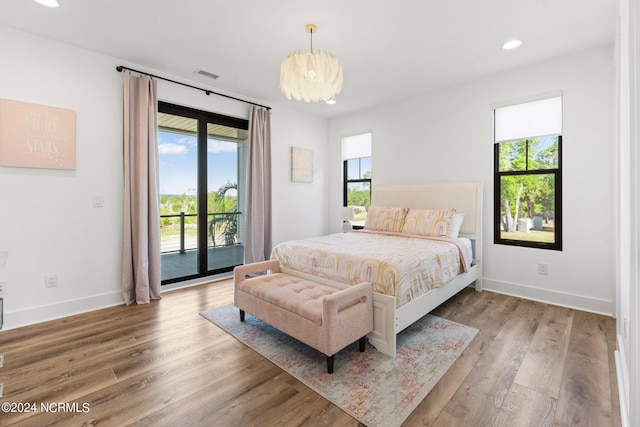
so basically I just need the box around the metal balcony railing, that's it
[160,211,242,254]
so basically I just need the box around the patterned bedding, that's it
[270,230,470,308]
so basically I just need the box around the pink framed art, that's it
[0,99,76,170]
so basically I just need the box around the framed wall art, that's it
[0,98,76,170]
[291,146,313,183]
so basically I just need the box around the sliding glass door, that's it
[158,102,248,284]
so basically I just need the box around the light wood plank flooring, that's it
[0,279,620,426]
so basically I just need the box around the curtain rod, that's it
[116,65,271,110]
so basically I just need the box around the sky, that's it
[158,130,239,196]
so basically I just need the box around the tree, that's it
[498,137,557,233]
[500,177,523,232]
[499,140,526,231]
[208,180,239,247]
[347,185,370,207]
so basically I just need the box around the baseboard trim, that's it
[1,291,124,331]
[482,278,614,316]
[615,336,630,427]
[1,275,235,331]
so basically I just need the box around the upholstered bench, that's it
[234,259,374,373]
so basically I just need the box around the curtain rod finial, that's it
[116,66,124,72]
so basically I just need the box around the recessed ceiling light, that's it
[502,40,523,50]
[326,99,336,105]
[34,0,59,7]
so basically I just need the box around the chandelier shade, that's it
[280,24,343,103]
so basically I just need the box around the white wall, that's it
[271,108,329,245]
[615,0,638,425]
[0,26,329,329]
[329,46,615,315]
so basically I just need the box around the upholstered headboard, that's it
[371,182,483,240]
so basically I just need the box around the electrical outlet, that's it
[45,273,58,288]
[0,354,4,368]
[0,280,6,295]
[538,263,549,275]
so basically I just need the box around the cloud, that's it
[157,135,235,154]
[208,139,237,153]
[158,143,188,155]
[179,137,197,147]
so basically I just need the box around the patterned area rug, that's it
[201,305,478,427]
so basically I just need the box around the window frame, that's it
[493,135,563,251]
[343,158,371,229]
[343,158,372,203]
[158,101,249,284]
[342,132,372,229]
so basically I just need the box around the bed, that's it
[271,182,483,356]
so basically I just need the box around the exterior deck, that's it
[161,245,244,282]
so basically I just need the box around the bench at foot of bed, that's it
[233,260,373,374]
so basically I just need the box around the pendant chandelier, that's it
[280,24,343,103]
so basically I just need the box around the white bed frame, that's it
[284,182,483,357]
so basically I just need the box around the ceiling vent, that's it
[194,69,219,80]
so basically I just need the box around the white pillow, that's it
[448,214,465,238]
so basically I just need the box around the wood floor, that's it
[0,279,620,426]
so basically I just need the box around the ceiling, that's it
[0,0,619,119]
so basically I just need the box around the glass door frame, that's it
[158,101,248,284]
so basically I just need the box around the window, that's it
[158,102,248,284]
[494,96,562,250]
[342,133,372,228]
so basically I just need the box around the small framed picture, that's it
[291,146,313,183]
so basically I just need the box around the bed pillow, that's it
[364,206,409,232]
[448,213,465,238]
[402,208,456,237]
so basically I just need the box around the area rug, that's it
[201,305,478,427]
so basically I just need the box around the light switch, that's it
[92,195,104,208]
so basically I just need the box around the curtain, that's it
[121,72,161,305]
[244,106,272,263]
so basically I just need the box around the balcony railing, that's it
[160,211,242,254]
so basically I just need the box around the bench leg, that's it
[327,355,335,374]
[239,309,245,322]
[359,336,366,352]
